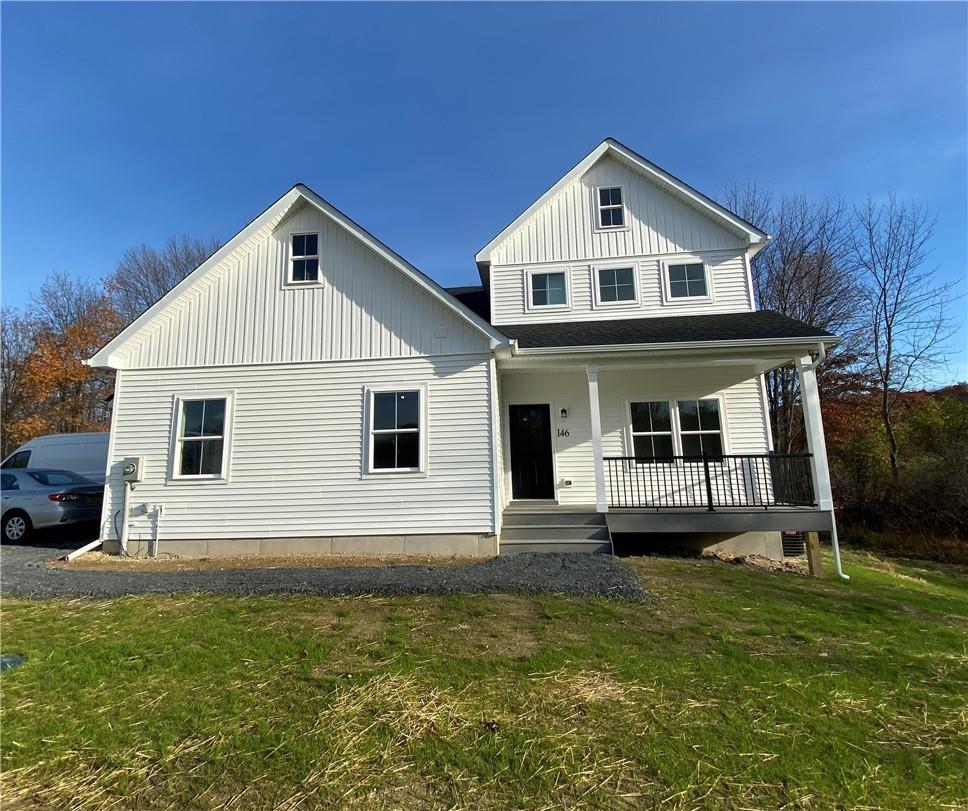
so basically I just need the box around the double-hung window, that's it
[290,233,319,283]
[370,390,422,471]
[630,401,674,463]
[597,187,624,228]
[678,399,723,458]
[667,262,708,299]
[597,267,636,303]
[176,398,228,477]
[530,271,567,307]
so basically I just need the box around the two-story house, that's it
[87,138,845,574]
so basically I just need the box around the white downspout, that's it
[799,342,849,581]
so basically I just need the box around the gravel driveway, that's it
[1,531,648,600]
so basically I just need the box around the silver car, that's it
[1,469,103,543]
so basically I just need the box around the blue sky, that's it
[2,2,966,382]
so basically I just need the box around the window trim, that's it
[625,396,729,462]
[592,263,640,308]
[524,268,572,312]
[168,393,235,483]
[594,185,629,232]
[286,230,323,287]
[661,257,714,305]
[365,384,428,476]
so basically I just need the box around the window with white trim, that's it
[678,399,723,458]
[667,262,707,298]
[530,271,567,307]
[289,233,319,283]
[370,390,421,471]
[597,267,636,303]
[176,398,227,477]
[597,187,624,228]
[630,401,674,463]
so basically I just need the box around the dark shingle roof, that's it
[446,285,490,322]
[497,310,836,350]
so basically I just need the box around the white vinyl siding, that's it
[490,249,752,325]
[102,354,495,543]
[114,202,491,368]
[487,154,745,267]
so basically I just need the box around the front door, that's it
[508,404,555,500]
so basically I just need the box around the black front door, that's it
[508,404,555,499]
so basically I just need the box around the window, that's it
[370,390,421,471]
[630,401,674,463]
[530,272,567,307]
[678,399,723,458]
[597,187,624,228]
[289,233,319,283]
[1,474,19,491]
[667,263,707,299]
[597,267,636,303]
[28,471,88,486]
[2,450,30,469]
[176,398,227,477]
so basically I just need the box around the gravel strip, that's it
[1,538,649,600]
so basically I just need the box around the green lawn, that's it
[2,551,967,810]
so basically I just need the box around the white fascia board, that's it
[511,335,838,358]
[87,187,304,369]
[475,139,769,266]
[294,185,508,348]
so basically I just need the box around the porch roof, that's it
[496,310,836,351]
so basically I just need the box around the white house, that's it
[88,138,844,571]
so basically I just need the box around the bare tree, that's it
[34,272,106,334]
[104,234,221,322]
[724,185,863,451]
[851,195,955,485]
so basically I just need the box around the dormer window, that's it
[289,233,319,284]
[528,271,568,308]
[597,187,625,229]
[667,262,708,298]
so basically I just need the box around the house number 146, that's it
[557,428,570,438]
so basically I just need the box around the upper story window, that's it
[175,397,229,478]
[666,262,708,299]
[597,267,636,304]
[370,390,422,472]
[529,271,567,308]
[597,187,625,229]
[289,233,320,284]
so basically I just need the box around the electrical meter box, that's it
[122,456,144,483]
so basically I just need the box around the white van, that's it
[2,433,110,483]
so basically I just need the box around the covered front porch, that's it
[495,339,841,572]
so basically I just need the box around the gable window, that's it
[175,398,228,477]
[370,390,422,472]
[289,233,319,284]
[678,399,723,458]
[597,187,625,229]
[667,262,708,299]
[597,267,636,303]
[630,401,674,463]
[530,271,567,307]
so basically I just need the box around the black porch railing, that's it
[604,453,816,510]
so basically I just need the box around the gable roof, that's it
[474,137,769,268]
[88,185,508,369]
[498,311,836,353]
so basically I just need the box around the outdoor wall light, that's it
[560,408,568,419]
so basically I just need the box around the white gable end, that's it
[487,154,747,267]
[95,193,498,370]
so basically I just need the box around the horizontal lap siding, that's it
[490,249,752,325]
[119,202,489,368]
[106,356,495,542]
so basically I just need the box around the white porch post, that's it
[586,365,608,514]
[796,355,849,579]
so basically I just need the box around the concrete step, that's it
[502,512,606,528]
[500,525,611,542]
[500,540,613,554]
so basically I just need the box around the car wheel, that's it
[2,512,31,543]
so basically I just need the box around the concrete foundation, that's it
[104,533,499,558]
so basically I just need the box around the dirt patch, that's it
[49,552,479,573]
[702,550,809,575]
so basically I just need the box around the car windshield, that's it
[27,470,90,487]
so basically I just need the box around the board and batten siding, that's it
[489,248,753,326]
[104,354,496,543]
[115,201,490,369]
[487,155,746,268]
